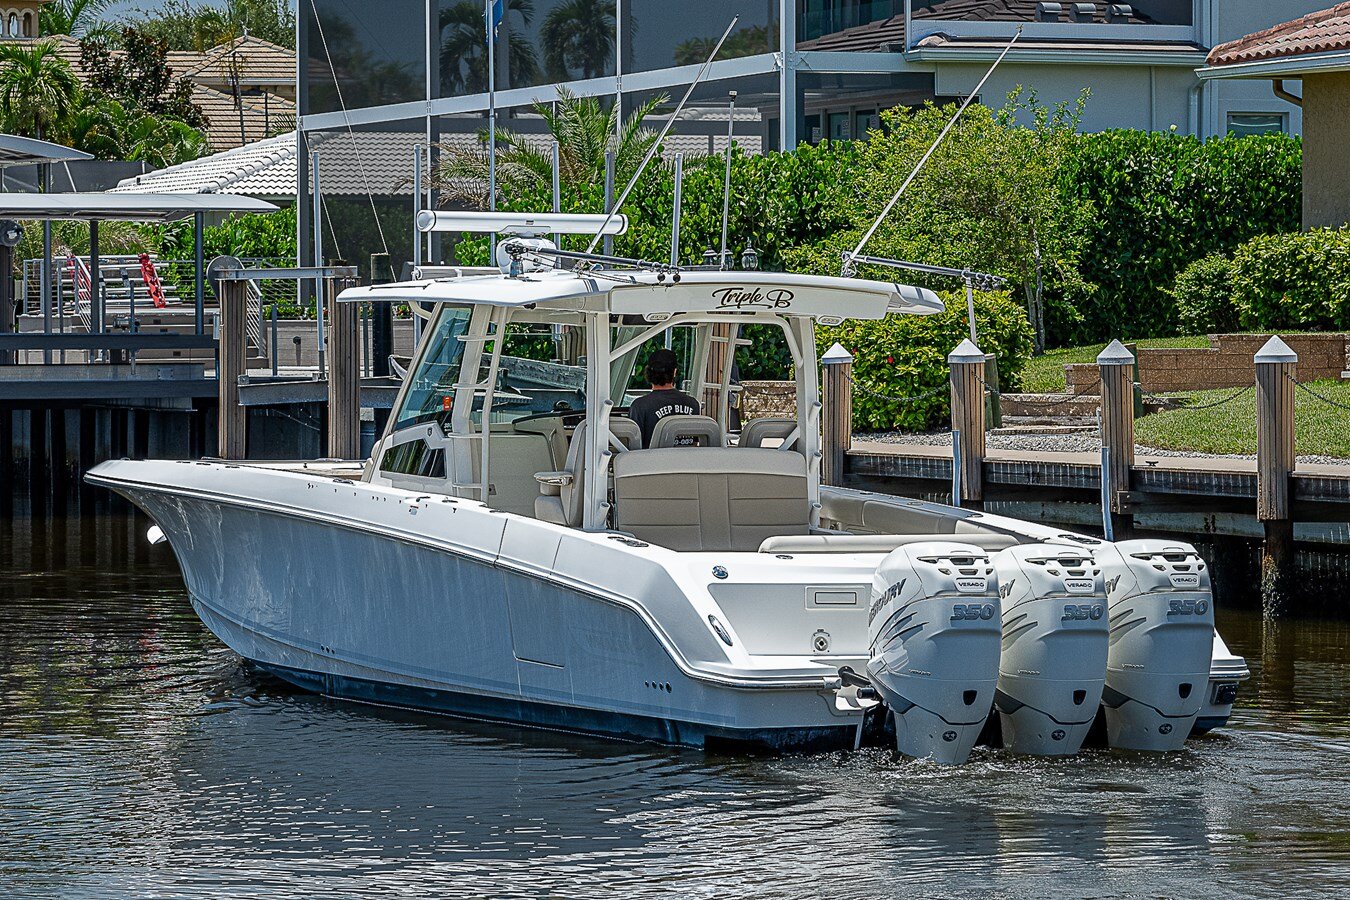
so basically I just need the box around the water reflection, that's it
[3,504,1350,896]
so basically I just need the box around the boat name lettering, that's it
[711,286,794,310]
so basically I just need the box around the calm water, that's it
[3,503,1350,898]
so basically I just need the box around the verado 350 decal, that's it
[712,287,793,310]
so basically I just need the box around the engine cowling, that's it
[866,541,1002,765]
[991,545,1109,756]
[1096,540,1216,751]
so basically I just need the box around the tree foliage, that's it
[131,0,295,50]
[541,0,614,81]
[80,27,206,128]
[0,41,81,141]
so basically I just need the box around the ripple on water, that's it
[3,510,1350,898]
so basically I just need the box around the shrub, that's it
[1171,253,1238,334]
[1060,131,1301,343]
[816,289,1034,432]
[1231,228,1350,330]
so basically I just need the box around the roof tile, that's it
[1208,3,1350,67]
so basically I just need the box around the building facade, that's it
[296,0,1333,273]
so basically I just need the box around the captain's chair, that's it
[738,417,798,449]
[534,417,641,526]
[650,414,723,449]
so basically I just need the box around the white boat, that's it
[88,243,1249,761]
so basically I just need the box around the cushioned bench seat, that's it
[613,447,809,551]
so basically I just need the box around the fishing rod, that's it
[841,25,1023,275]
[582,15,741,259]
[504,241,683,280]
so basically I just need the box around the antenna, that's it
[842,26,1023,274]
[584,15,741,256]
[718,90,737,270]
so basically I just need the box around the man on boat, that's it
[629,348,700,448]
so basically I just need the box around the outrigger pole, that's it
[583,15,741,258]
[842,26,1023,272]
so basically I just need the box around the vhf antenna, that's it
[842,26,1023,276]
[718,90,737,270]
[583,15,741,259]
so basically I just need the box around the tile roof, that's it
[183,35,296,85]
[1207,3,1350,67]
[799,0,1151,52]
[192,84,294,150]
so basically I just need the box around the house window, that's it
[1227,113,1286,137]
[827,112,851,141]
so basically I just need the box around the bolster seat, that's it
[613,447,809,551]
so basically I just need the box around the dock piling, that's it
[821,343,853,486]
[1256,336,1297,617]
[949,339,986,505]
[1098,339,1136,537]
[216,277,248,459]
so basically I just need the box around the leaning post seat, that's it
[612,448,810,551]
[534,417,641,526]
[649,415,724,448]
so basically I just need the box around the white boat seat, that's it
[650,414,723,448]
[534,417,641,526]
[613,447,809,551]
[738,417,798,449]
[759,533,1019,554]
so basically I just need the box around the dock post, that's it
[1256,336,1297,617]
[1098,340,1136,538]
[949,339,986,506]
[326,275,361,460]
[216,278,248,459]
[821,343,853,486]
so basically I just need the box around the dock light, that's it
[740,243,759,271]
[0,220,22,247]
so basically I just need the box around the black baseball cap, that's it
[647,348,679,371]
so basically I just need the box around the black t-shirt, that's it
[629,388,701,448]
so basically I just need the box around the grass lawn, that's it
[1135,380,1350,458]
[1020,337,1212,393]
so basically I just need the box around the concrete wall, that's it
[1301,73,1350,229]
[1063,334,1350,393]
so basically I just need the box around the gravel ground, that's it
[854,430,1350,467]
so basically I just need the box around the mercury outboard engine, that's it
[1096,540,1216,751]
[866,541,1002,765]
[991,545,1109,756]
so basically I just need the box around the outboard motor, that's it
[866,541,1002,765]
[991,546,1108,756]
[1097,540,1216,751]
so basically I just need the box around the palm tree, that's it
[39,0,113,38]
[0,41,82,141]
[541,0,614,82]
[430,86,669,209]
[439,0,539,94]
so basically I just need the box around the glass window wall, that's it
[305,0,428,115]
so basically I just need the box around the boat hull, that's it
[95,462,858,752]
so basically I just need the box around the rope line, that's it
[1289,375,1350,412]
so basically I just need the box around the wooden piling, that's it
[949,339,986,505]
[1098,339,1136,536]
[326,276,361,460]
[1256,336,1297,617]
[216,278,248,459]
[821,343,853,487]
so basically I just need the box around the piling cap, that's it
[1096,339,1135,365]
[947,338,985,364]
[1255,335,1298,364]
[821,342,854,365]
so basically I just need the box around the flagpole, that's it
[485,0,497,216]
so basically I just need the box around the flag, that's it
[488,0,504,37]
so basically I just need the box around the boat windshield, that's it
[393,306,472,430]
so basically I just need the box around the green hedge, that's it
[1060,131,1301,343]
[817,290,1034,432]
[1232,228,1350,330]
[1171,253,1238,334]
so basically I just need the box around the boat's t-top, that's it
[339,211,943,536]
